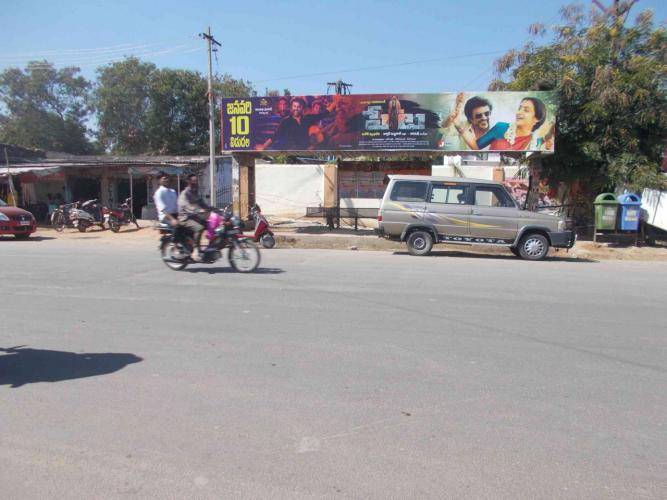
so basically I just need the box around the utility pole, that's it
[592,0,637,66]
[327,79,353,95]
[200,27,222,206]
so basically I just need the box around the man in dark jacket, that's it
[177,174,210,259]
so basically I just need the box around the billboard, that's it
[221,91,557,153]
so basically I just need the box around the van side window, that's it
[390,181,428,202]
[430,184,469,204]
[474,186,515,208]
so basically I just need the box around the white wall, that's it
[642,188,667,231]
[255,164,324,219]
[431,165,496,180]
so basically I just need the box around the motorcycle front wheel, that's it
[228,239,260,273]
[160,239,190,270]
[108,216,120,233]
[52,212,65,232]
[260,233,276,249]
[77,221,88,233]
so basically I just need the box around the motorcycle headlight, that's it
[0,213,9,221]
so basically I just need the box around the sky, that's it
[1,0,665,96]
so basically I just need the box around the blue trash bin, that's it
[617,193,641,231]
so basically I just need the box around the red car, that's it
[0,198,36,239]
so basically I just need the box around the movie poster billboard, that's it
[221,91,557,153]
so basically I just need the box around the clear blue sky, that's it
[1,0,665,95]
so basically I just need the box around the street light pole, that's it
[201,27,221,206]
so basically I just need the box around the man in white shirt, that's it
[153,172,178,225]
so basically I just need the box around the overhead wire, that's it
[18,45,202,69]
[0,36,199,62]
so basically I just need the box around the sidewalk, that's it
[26,220,667,261]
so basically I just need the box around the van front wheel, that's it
[518,233,549,261]
[407,230,433,256]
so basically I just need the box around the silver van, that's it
[377,175,575,260]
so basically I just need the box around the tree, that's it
[0,61,95,153]
[145,69,209,154]
[490,2,666,195]
[95,57,156,154]
[95,61,255,155]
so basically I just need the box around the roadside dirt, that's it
[17,222,667,262]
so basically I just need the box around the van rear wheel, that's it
[406,230,433,256]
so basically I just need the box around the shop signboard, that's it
[221,91,557,153]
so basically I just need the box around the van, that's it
[377,175,575,260]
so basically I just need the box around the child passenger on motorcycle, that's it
[177,174,211,260]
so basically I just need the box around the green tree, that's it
[490,2,666,195]
[95,60,255,155]
[95,57,156,154]
[0,61,94,153]
[145,68,209,154]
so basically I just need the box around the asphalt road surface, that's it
[1,237,666,499]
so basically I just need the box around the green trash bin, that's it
[594,193,619,230]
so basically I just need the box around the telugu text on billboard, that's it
[221,91,557,153]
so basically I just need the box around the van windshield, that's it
[390,181,428,202]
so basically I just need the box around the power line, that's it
[0,36,198,61]
[19,45,201,69]
[253,49,510,84]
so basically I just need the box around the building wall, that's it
[255,164,324,218]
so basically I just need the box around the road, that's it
[1,236,666,499]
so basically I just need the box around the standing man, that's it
[153,172,178,226]
[178,173,210,259]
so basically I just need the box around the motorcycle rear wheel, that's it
[77,222,88,233]
[228,240,260,273]
[160,239,190,270]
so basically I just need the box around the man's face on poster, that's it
[276,99,288,116]
[291,100,303,118]
[471,105,491,131]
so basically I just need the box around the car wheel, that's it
[518,233,549,261]
[406,230,433,256]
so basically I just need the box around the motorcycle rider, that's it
[177,173,211,260]
[153,172,178,226]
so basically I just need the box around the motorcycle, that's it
[158,206,260,272]
[248,203,275,249]
[105,197,139,233]
[51,202,77,232]
[70,199,105,232]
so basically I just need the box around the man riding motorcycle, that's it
[177,174,211,260]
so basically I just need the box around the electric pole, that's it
[327,79,353,95]
[200,27,221,206]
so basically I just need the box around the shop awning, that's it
[1,165,62,177]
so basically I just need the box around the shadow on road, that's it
[184,267,285,274]
[294,226,375,236]
[0,236,57,242]
[0,346,143,388]
[392,250,597,263]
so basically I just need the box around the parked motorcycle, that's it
[248,203,275,249]
[51,202,77,232]
[105,197,139,232]
[158,207,260,272]
[70,199,105,232]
